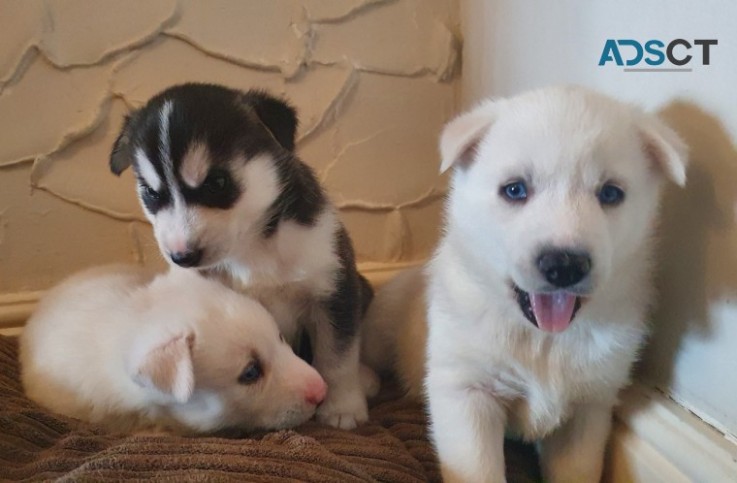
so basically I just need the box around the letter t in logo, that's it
[694,39,718,65]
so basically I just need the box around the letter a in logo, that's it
[599,39,624,66]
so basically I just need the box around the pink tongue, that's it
[530,292,577,333]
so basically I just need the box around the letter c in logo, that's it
[667,39,692,66]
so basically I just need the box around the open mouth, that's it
[513,285,583,333]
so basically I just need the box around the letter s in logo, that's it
[644,40,665,66]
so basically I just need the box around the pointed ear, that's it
[639,115,689,187]
[243,90,298,151]
[110,112,139,176]
[439,100,497,173]
[132,331,195,403]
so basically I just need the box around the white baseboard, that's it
[608,384,737,482]
[0,291,41,331]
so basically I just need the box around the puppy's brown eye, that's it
[238,359,262,385]
[191,168,240,209]
[138,182,169,214]
[202,170,229,193]
[142,184,160,200]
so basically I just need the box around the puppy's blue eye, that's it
[598,183,625,206]
[501,181,528,202]
[238,360,262,385]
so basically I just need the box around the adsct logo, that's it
[599,39,717,72]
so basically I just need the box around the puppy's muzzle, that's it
[536,249,592,288]
[170,249,204,268]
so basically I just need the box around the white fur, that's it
[20,265,327,434]
[363,86,688,482]
[135,148,162,192]
[158,100,174,171]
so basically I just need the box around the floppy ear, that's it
[638,115,688,187]
[110,112,139,176]
[439,100,497,173]
[132,331,195,403]
[243,90,298,151]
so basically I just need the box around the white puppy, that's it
[363,86,687,482]
[20,265,327,434]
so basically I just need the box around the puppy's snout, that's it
[537,249,592,288]
[303,376,327,406]
[170,249,203,268]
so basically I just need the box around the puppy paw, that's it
[316,384,368,430]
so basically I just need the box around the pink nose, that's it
[304,377,327,406]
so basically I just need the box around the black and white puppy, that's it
[110,83,374,429]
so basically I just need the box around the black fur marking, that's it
[166,85,253,166]
[322,227,374,353]
[262,153,326,238]
[141,114,168,182]
[110,109,162,178]
[110,114,136,175]
[243,90,298,151]
[108,83,311,216]
[181,168,241,210]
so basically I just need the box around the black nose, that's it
[170,249,203,268]
[537,250,592,288]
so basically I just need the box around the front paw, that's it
[316,383,368,429]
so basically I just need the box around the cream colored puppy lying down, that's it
[20,265,327,434]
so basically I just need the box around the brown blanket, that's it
[0,336,540,482]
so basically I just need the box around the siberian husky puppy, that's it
[21,265,327,434]
[363,86,688,482]
[109,84,373,429]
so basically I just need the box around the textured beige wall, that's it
[0,0,460,294]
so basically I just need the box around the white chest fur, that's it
[212,214,340,342]
[427,248,648,440]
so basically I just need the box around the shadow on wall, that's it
[638,100,737,388]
